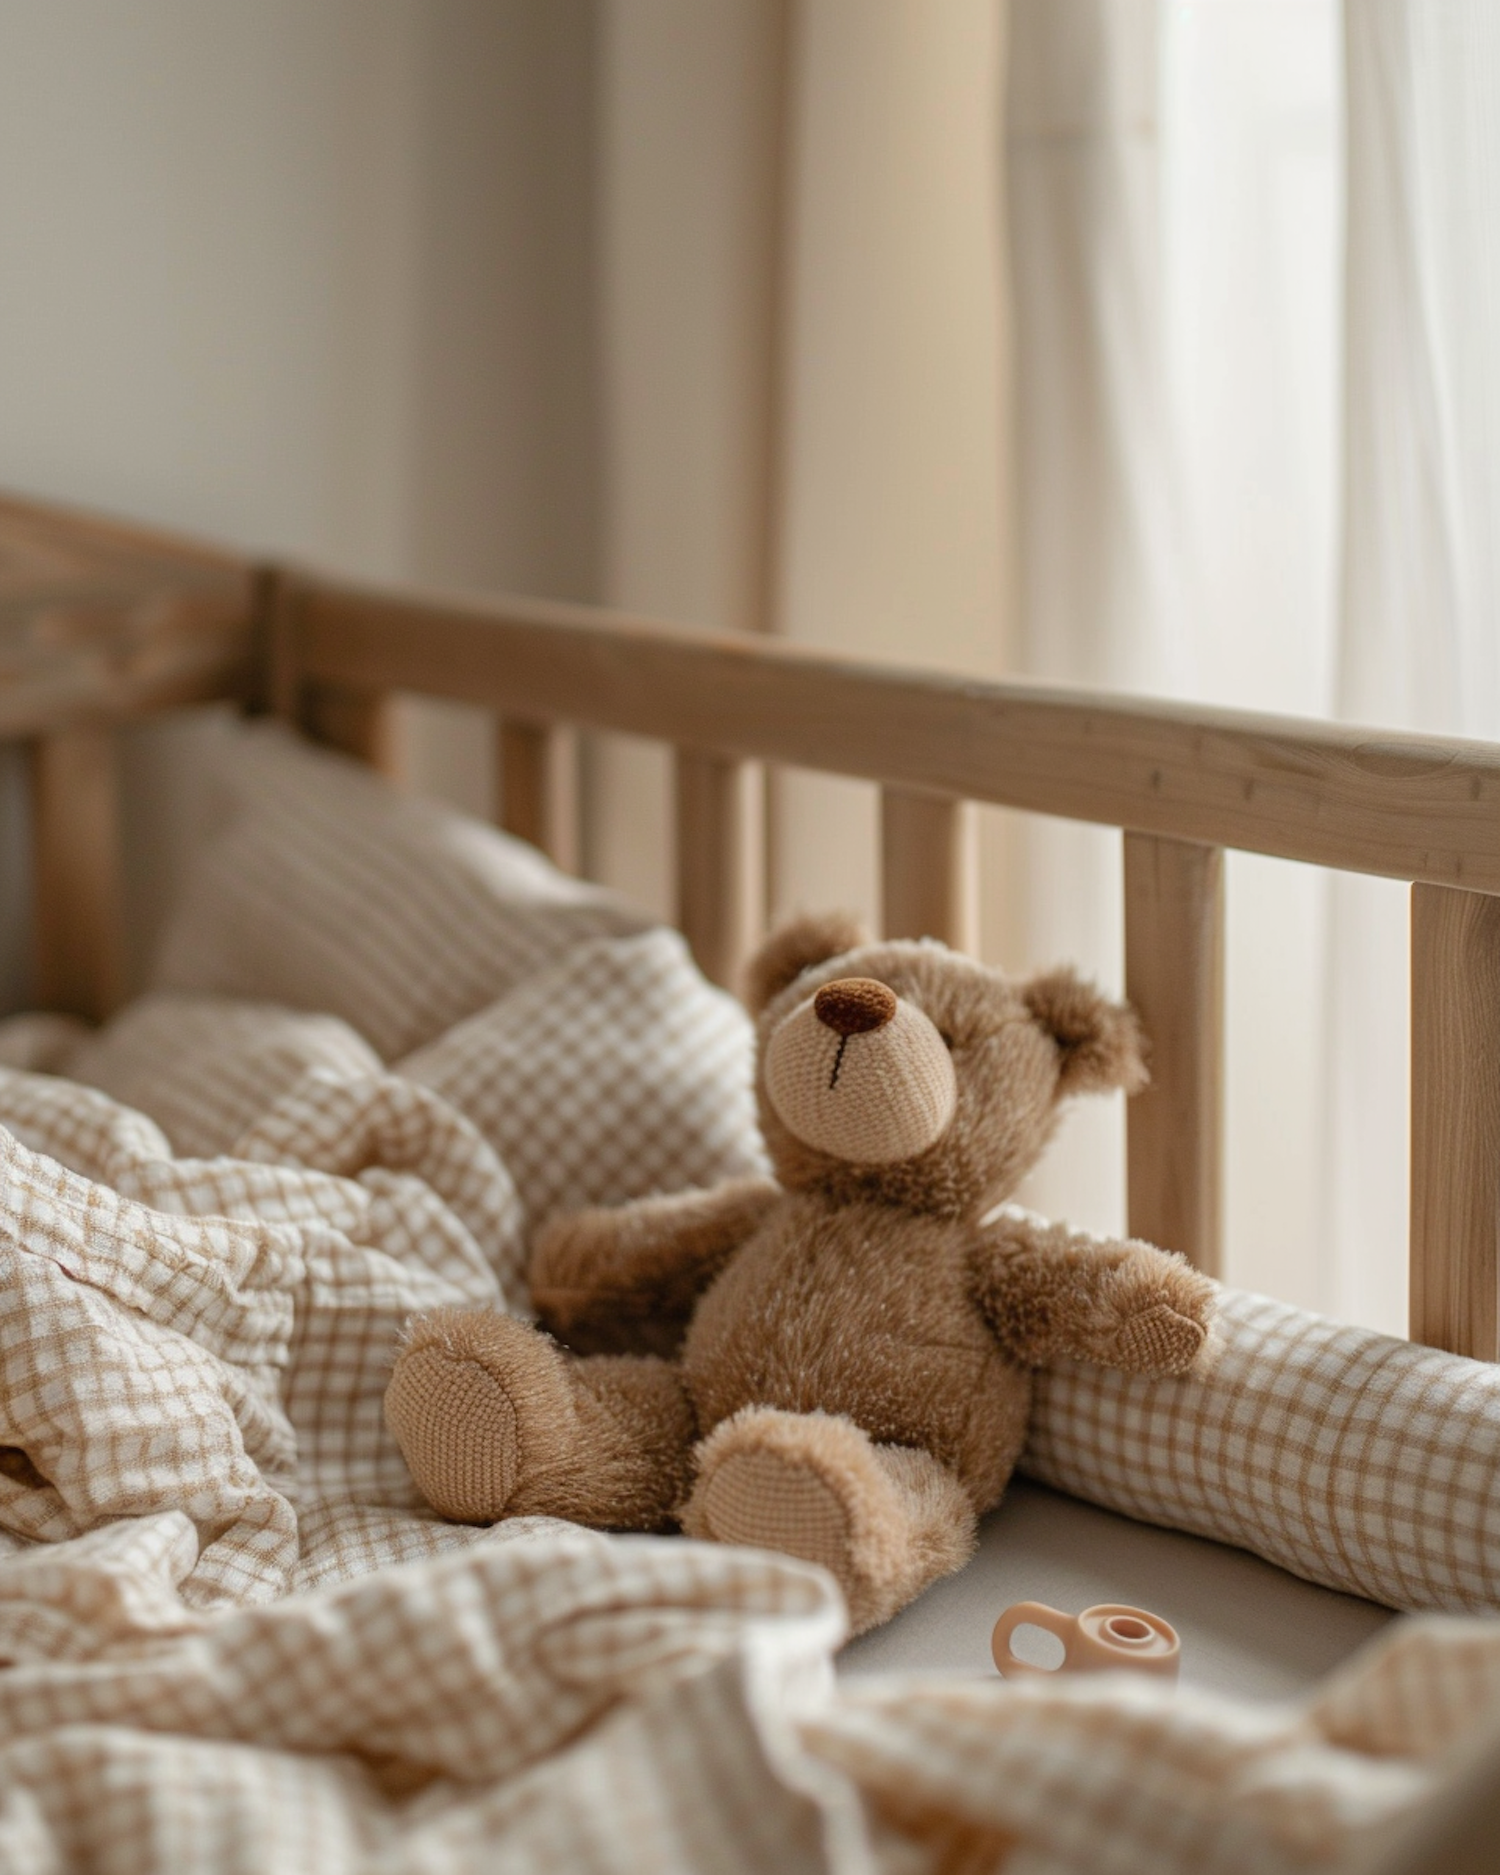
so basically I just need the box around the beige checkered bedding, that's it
[149,721,650,1060]
[0,720,1498,1867]
[0,1061,1499,1871]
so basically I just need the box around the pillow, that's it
[64,993,382,1159]
[399,928,770,1242]
[1025,1284,1500,1615]
[0,1013,89,1075]
[149,722,647,1060]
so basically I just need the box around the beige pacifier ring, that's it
[991,1600,1180,1682]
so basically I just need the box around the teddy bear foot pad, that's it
[683,1407,976,1634]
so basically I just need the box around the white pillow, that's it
[400,928,770,1239]
[149,723,647,1060]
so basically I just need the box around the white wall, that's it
[586,0,788,919]
[0,0,601,1004]
[0,2,419,566]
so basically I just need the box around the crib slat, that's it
[30,726,127,1021]
[675,749,763,992]
[496,720,579,872]
[1410,882,1500,1360]
[880,788,977,950]
[1123,832,1224,1273]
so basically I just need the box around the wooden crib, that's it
[7,487,1500,1868]
[7,487,1498,1362]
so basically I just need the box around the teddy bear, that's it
[384,913,1215,1633]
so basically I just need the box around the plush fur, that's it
[385,917,1215,1634]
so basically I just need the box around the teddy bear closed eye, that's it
[385,912,1216,1634]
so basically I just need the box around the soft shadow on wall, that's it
[0,0,603,992]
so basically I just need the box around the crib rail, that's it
[4,495,1498,1868]
[4,494,1500,1369]
[270,569,1500,1360]
[291,575,1500,890]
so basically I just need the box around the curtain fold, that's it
[1007,0,1356,1308]
[1327,0,1500,1332]
[1011,0,1500,1332]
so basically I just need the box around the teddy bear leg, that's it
[681,1408,977,1634]
[385,1309,696,1530]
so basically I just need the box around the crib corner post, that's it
[1410,882,1500,1360]
[1123,830,1225,1275]
[29,724,127,1022]
[260,567,403,781]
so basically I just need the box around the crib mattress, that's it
[840,1476,1394,1698]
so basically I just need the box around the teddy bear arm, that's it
[970,1210,1215,1375]
[530,1176,782,1357]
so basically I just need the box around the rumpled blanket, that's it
[1,1059,1498,1873]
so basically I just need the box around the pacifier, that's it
[991,1601,1180,1682]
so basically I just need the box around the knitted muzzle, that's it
[762,977,958,1165]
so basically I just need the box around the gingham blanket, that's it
[0,1039,1498,1871]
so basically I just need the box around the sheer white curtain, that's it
[1008,0,1500,1332]
[1327,1,1500,1332]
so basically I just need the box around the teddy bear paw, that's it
[682,1408,975,1634]
[384,1310,537,1522]
[1114,1303,1208,1376]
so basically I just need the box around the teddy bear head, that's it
[744,913,1148,1220]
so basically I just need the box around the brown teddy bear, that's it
[385,914,1215,1632]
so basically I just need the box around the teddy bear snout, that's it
[814,978,897,1036]
[763,985,958,1166]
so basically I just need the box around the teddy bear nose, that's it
[813,978,898,1037]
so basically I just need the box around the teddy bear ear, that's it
[1021,967,1150,1098]
[743,911,870,1013]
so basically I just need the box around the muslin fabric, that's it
[0,1063,1498,1872]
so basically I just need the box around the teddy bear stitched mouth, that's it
[764,985,958,1163]
[815,979,898,1089]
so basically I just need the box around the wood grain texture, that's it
[1410,882,1500,1359]
[0,492,256,735]
[675,749,764,992]
[30,725,127,1021]
[497,719,580,872]
[880,788,977,950]
[294,575,1500,892]
[1124,833,1225,1273]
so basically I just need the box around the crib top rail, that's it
[7,498,1500,1365]
[0,493,257,737]
[296,572,1500,897]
